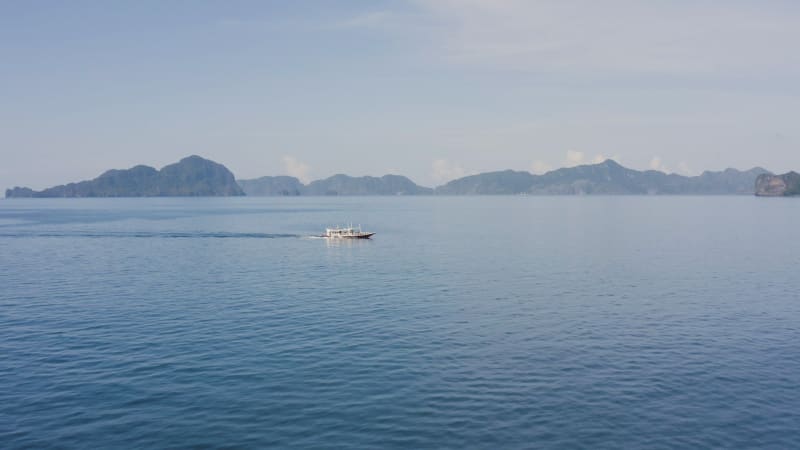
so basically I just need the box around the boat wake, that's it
[0,231,301,239]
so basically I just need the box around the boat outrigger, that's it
[322,224,374,239]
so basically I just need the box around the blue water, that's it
[1,197,799,449]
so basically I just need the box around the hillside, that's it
[5,156,244,198]
[238,174,432,196]
[436,160,770,195]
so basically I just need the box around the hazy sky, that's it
[2,0,799,189]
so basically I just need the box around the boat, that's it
[322,224,374,239]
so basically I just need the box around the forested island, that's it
[5,155,793,198]
[238,159,770,196]
[6,156,243,198]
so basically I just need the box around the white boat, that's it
[322,224,374,239]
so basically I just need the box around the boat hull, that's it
[324,232,374,239]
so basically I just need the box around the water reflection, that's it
[323,236,374,248]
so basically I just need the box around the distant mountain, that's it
[755,172,800,196]
[434,170,537,195]
[238,174,432,196]
[436,160,771,195]
[4,187,35,198]
[237,176,305,196]
[305,174,433,196]
[6,157,781,198]
[5,155,244,198]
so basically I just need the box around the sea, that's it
[1,196,799,449]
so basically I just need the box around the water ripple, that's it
[2,197,800,449]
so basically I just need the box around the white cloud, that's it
[649,156,669,173]
[431,158,468,183]
[563,150,611,167]
[565,150,585,167]
[282,156,311,183]
[333,11,395,29]
[530,160,552,174]
[677,161,692,175]
[413,0,800,75]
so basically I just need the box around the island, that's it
[237,160,771,197]
[5,157,786,198]
[435,160,770,195]
[237,174,432,196]
[5,156,244,198]
[755,172,800,196]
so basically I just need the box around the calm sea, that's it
[1,197,799,449]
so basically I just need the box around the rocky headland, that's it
[755,172,800,196]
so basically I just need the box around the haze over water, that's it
[2,197,799,448]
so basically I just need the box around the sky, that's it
[2,0,799,189]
